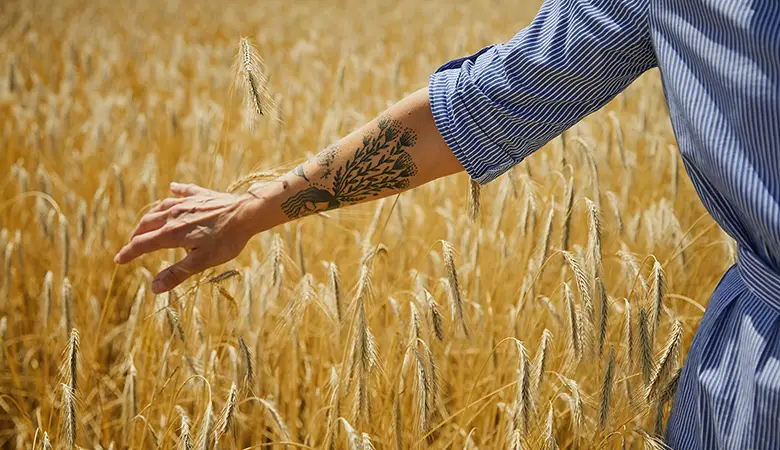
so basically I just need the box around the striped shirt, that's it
[429,0,780,448]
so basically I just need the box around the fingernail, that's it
[170,182,180,188]
[113,253,120,263]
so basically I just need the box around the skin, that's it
[115,87,465,294]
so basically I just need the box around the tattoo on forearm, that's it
[281,116,418,219]
[317,144,338,179]
[292,164,310,182]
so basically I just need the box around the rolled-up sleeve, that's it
[430,0,656,184]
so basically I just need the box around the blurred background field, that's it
[0,0,733,448]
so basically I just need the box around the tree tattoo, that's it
[317,144,338,179]
[281,117,418,219]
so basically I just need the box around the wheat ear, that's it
[59,214,69,278]
[176,405,194,450]
[534,329,552,392]
[564,283,581,360]
[560,175,574,251]
[596,277,609,358]
[212,382,237,446]
[238,336,254,391]
[649,261,666,341]
[638,307,654,385]
[647,321,683,402]
[513,341,533,436]
[61,277,73,337]
[424,289,444,341]
[43,431,52,450]
[468,179,481,223]
[544,401,558,450]
[237,37,274,130]
[195,400,214,450]
[41,270,53,329]
[622,299,634,371]
[226,170,280,193]
[585,198,602,278]
[442,241,468,338]
[599,345,616,429]
[329,262,342,323]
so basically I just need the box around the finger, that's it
[129,211,169,239]
[146,197,183,215]
[114,231,177,264]
[152,250,208,294]
[170,182,209,197]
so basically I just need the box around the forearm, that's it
[243,87,464,233]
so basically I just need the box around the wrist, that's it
[238,182,286,236]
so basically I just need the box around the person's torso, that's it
[648,0,780,278]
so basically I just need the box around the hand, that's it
[114,182,261,294]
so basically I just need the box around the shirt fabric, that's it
[429,0,780,448]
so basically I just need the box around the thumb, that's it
[170,182,210,197]
[152,250,208,294]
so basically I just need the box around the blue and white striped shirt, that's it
[429,0,779,448]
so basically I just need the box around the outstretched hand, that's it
[114,182,261,294]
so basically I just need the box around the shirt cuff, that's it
[429,64,518,185]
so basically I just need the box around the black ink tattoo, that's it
[281,116,418,219]
[293,164,309,182]
[316,144,338,179]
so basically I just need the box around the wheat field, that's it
[0,0,735,448]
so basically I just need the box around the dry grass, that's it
[0,0,731,447]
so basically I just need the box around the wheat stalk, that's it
[533,329,552,392]
[195,401,214,450]
[535,206,555,272]
[349,276,377,426]
[649,261,666,340]
[562,251,593,353]
[509,429,523,450]
[544,401,558,450]
[468,179,481,223]
[76,200,87,241]
[442,241,468,338]
[622,299,634,371]
[424,289,444,341]
[596,277,608,358]
[61,383,76,450]
[43,431,52,450]
[392,393,403,450]
[413,347,431,443]
[41,270,53,329]
[638,307,654,385]
[212,382,238,446]
[3,241,17,307]
[238,336,255,391]
[560,175,575,250]
[59,215,69,278]
[647,321,683,402]
[271,233,283,288]
[512,341,533,436]
[329,262,342,323]
[599,345,615,429]
[123,359,137,445]
[256,397,292,442]
[563,283,581,360]
[176,405,194,450]
[606,191,623,234]
[585,198,602,278]
[236,37,274,130]
[60,277,73,337]
[226,170,280,193]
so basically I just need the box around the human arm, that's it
[115,0,658,294]
[114,87,464,293]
